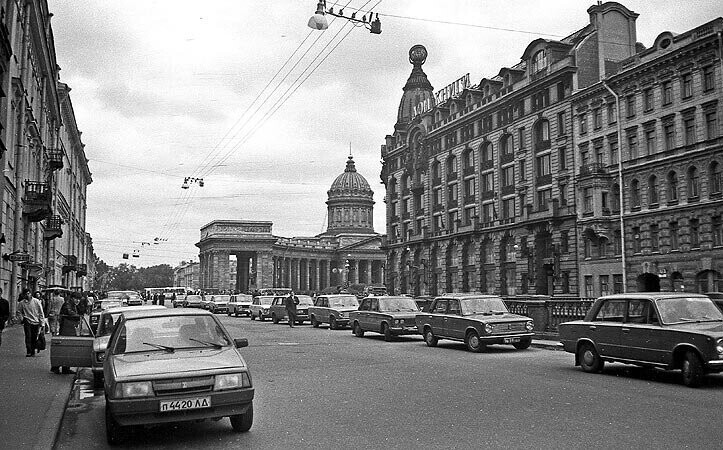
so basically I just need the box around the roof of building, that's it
[327,155,373,199]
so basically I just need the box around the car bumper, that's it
[334,318,350,326]
[479,332,534,344]
[212,307,228,313]
[390,326,420,336]
[706,359,723,372]
[107,388,255,426]
[237,307,251,315]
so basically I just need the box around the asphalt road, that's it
[55,310,723,449]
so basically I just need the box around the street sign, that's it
[3,252,31,262]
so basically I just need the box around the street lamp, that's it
[307,0,382,34]
[181,177,204,189]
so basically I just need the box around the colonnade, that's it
[271,256,384,292]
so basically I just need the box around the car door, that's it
[50,316,94,368]
[588,299,626,358]
[354,298,368,328]
[619,299,666,363]
[446,299,465,340]
[427,299,448,338]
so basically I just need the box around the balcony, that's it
[415,208,425,217]
[411,182,425,193]
[433,204,444,212]
[23,181,51,222]
[534,140,551,151]
[500,152,514,164]
[448,199,458,209]
[463,195,476,205]
[43,215,63,240]
[481,160,494,170]
[62,255,78,274]
[402,188,410,197]
[47,148,64,170]
[481,190,495,200]
[579,163,607,176]
[402,212,411,220]
[432,177,442,187]
[501,185,515,195]
[76,263,88,277]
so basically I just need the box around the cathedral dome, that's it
[328,155,374,199]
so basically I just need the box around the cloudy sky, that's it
[47,0,721,268]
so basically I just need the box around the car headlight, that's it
[214,372,252,391]
[525,321,534,331]
[114,381,153,398]
[717,339,723,357]
[96,352,105,363]
[262,308,269,313]
[484,323,493,334]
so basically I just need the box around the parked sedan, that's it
[228,294,253,317]
[208,295,230,314]
[308,294,359,329]
[182,294,204,308]
[249,296,275,321]
[559,293,723,387]
[90,299,125,333]
[349,296,420,341]
[269,295,314,324]
[102,309,254,444]
[416,294,534,352]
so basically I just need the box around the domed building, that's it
[196,155,386,294]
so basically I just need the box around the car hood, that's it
[666,321,723,335]
[464,312,531,322]
[333,307,359,313]
[111,347,245,380]
[213,302,228,306]
[378,312,419,319]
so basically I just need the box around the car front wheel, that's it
[353,322,364,337]
[578,342,603,373]
[105,405,127,445]
[250,312,256,320]
[329,316,338,330]
[681,351,703,388]
[513,339,532,350]
[310,315,320,328]
[230,403,253,432]
[465,330,484,353]
[272,314,279,324]
[423,328,438,347]
[382,323,393,342]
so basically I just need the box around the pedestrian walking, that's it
[52,295,80,374]
[159,292,166,307]
[284,292,298,328]
[77,293,88,317]
[16,288,45,357]
[152,293,158,305]
[47,290,64,335]
[0,288,9,348]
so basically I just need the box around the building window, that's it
[531,49,547,73]
[432,161,441,181]
[519,159,526,180]
[502,198,515,219]
[645,127,656,155]
[584,276,594,297]
[690,218,700,248]
[643,88,654,112]
[434,188,443,206]
[537,189,551,211]
[482,203,495,223]
[710,161,722,195]
[650,224,659,252]
[632,226,642,253]
[681,73,693,99]
[463,150,474,171]
[662,81,673,105]
[684,116,696,145]
[557,112,566,136]
[593,108,602,129]
[501,165,514,187]
[703,66,715,92]
[500,135,514,157]
[518,127,525,149]
[447,183,458,204]
[687,166,699,199]
[584,238,591,258]
[713,216,723,247]
[670,221,679,250]
[534,119,550,145]
[663,121,675,151]
[447,155,457,177]
[607,102,616,124]
[627,131,638,159]
[613,275,623,294]
[609,140,618,165]
[558,147,566,170]
[631,179,640,208]
[579,114,587,134]
[668,171,679,202]
[481,143,493,165]
[705,109,718,140]
[600,275,610,296]
[626,95,636,118]
[482,172,494,193]
[583,187,593,213]
[561,231,569,253]
[648,175,659,205]
[536,154,551,177]
[464,178,476,200]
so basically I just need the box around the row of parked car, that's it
[178,291,723,388]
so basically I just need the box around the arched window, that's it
[667,171,678,201]
[432,161,441,181]
[687,166,700,199]
[631,179,640,207]
[389,177,398,197]
[709,161,722,195]
[531,49,547,73]
[447,155,457,176]
[648,175,659,205]
[533,119,550,147]
[480,142,493,166]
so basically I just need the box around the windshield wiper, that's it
[188,338,223,349]
[142,342,175,353]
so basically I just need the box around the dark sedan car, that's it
[559,293,723,387]
[349,296,420,341]
[416,294,534,352]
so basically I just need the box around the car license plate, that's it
[503,337,521,344]
[159,397,211,412]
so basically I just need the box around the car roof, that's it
[433,293,502,300]
[122,308,214,319]
[366,296,417,300]
[597,292,711,300]
[102,305,166,315]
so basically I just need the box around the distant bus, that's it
[257,287,292,296]
[144,287,190,298]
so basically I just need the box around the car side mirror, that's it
[234,338,248,348]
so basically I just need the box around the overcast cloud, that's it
[47,0,722,267]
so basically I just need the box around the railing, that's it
[463,166,475,177]
[502,296,596,335]
[579,163,607,176]
[47,148,63,170]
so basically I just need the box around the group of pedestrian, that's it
[151,292,166,306]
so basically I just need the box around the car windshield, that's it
[379,298,418,312]
[655,297,723,324]
[213,295,230,303]
[186,296,202,301]
[329,296,359,308]
[98,300,123,311]
[295,295,314,306]
[460,297,509,315]
[114,315,231,354]
[259,297,274,305]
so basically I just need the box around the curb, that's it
[38,370,75,450]
[531,340,563,351]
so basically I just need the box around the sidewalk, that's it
[531,337,563,351]
[0,324,75,450]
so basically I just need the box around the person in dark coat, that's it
[159,292,166,306]
[284,292,298,328]
[0,287,10,348]
[53,296,80,374]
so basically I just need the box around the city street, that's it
[55,311,723,449]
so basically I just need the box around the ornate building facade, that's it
[196,156,385,294]
[0,1,93,313]
[381,2,722,297]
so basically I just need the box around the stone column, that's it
[257,251,272,289]
[366,260,372,285]
[213,251,230,292]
